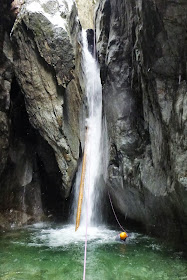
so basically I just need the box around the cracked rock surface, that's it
[96,0,187,241]
[0,0,83,227]
[12,0,82,197]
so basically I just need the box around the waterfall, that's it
[22,186,26,214]
[72,29,106,228]
[22,186,27,225]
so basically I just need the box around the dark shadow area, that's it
[0,77,69,223]
[36,140,70,222]
[86,29,94,55]
[9,77,36,143]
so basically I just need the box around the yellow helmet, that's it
[120,232,128,240]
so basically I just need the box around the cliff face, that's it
[11,0,82,197]
[96,0,187,241]
[0,0,12,180]
[0,0,83,227]
[0,0,186,241]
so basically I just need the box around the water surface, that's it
[0,223,186,280]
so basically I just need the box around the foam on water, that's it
[2,224,186,280]
[30,225,116,247]
[23,224,139,249]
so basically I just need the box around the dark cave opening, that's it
[9,77,36,142]
[9,77,69,221]
[36,141,70,222]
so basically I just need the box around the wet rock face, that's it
[96,0,187,240]
[0,0,13,178]
[11,0,82,197]
[0,0,83,227]
[10,0,24,18]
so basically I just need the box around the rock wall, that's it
[75,0,95,29]
[1,0,186,242]
[0,0,84,228]
[12,0,84,197]
[0,0,12,179]
[96,0,187,241]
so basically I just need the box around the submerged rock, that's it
[96,0,187,241]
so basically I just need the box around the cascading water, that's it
[72,29,104,229]
[1,24,185,280]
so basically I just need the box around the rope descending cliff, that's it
[75,128,88,231]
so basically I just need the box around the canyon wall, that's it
[0,0,84,227]
[96,0,187,241]
[0,0,186,243]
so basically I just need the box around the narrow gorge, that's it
[0,1,186,278]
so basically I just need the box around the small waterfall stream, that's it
[72,29,105,228]
[0,22,186,280]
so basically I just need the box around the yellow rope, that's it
[75,129,88,231]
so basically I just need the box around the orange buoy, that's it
[120,232,128,240]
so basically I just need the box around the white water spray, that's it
[73,30,104,228]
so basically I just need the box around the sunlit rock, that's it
[75,0,95,29]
